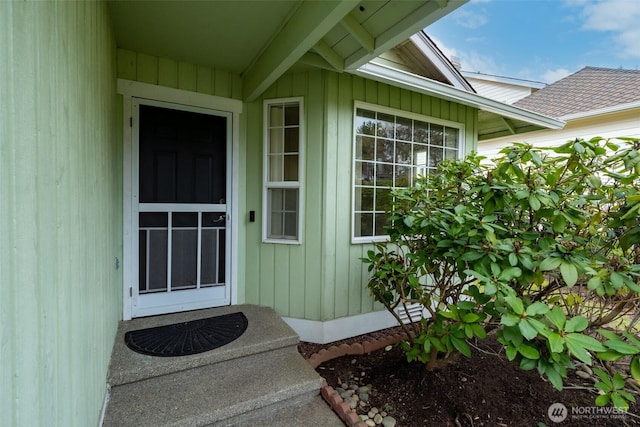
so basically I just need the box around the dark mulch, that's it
[299,328,640,427]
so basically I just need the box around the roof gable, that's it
[514,67,640,118]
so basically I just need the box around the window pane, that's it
[395,165,412,187]
[376,138,394,163]
[270,188,283,210]
[376,188,392,213]
[431,124,444,146]
[377,113,394,138]
[269,128,283,154]
[376,163,393,187]
[269,155,283,181]
[171,229,197,289]
[284,128,299,152]
[283,154,298,181]
[284,189,298,211]
[430,146,443,167]
[355,136,375,161]
[415,121,429,143]
[375,213,389,236]
[355,213,374,237]
[445,127,459,149]
[445,148,457,160]
[354,186,374,211]
[413,146,428,167]
[284,104,299,125]
[396,116,412,141]
[395,141,412,164]
[354,161,374,185]
[284,212,297,236]
[270,212,283,236]
[270,105,284,127]
[355,109,376,135]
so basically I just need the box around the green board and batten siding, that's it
[244,70,477,322]
[1,2,121,427]
[115,50,478,323]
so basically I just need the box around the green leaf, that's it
[560,261,578,287]
[508,252,518,267]
[566,333,607,352]
[587,276,601,290]
[403,216,415,227]
[526,302,549,316]
[546,306,566,330]
[604,339,640,355]
[505,295,525,315]
[595,394,610,407]
[499,267,522,282]
[529,194,541,211]
[430,337,447,353]
[552,215,567,233]
[506,345,517,361]
[611,393,629,411]
[520,357,537,370]
[548,332,565,353]
[545,367,564,391]
[518,343,540,360]
[462,313,480,323]
[540,257,562,271]
[519,319,539,340]
[565,335,593,364]
[565,316,589,333]
[484,282,497,295]
[470,323,487,339]
[596,351,624,362]
[610,272,624,288]
[501,313,520,327]
[613,372,625,389]
[631,357,640,381]
[450,336,471,358]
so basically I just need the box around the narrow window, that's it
[263,98,303,243]
[352,102,463,242]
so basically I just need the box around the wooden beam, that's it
[242,0,357,101]
[340,12,374,54]
[298,52,338,71]
[313,39,344,72]
[344,0,467,70]
[500,116,517,134]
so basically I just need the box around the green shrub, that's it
[364,137,640,409]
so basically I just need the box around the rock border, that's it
[305,332,408,427]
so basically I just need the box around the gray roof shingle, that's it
[514,66,640,118]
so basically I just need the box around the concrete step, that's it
[107,305,300,386]
[103,346,324,427]
[103,305,343,426]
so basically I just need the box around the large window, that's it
[263,98,303,243]
[352,103,463,241]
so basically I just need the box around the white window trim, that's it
[351,101,465,244]
[262,97,305,244]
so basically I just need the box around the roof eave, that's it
[353,62,565,130]
[559,100,640,121]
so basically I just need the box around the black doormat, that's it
[124,312,248,357]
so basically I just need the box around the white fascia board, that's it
[560,100,640,121]
[353,62,565,130]
[409,32,473,92]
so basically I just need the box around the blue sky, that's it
[426,0,640,83]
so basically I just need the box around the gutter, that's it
[560,100,640,121]
[353,62,565,130]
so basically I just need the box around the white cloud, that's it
[541,68,572,83]
[576,0,640,58]
[454,9,489,29]
[430,36,499,75]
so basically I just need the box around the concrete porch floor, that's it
[104,304,344,426]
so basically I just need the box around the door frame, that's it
[118,79,243,320]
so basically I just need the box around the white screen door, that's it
[131,100,231,317]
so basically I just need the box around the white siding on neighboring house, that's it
[480,109,640,159]
[466,78,536,105]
